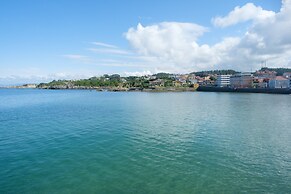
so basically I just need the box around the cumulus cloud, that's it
[226,0,291,68]
[126,22,207,56]
[125,22,240,72]
[122,70,152,77]
[125,1,291,72]
[126,22,215,72]
[212,3,275,27]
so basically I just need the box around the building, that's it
[230,73,253,88]
[216,75,230,87]
[173,80,182,87]
[188,78,198,84]
[253,78,268,88]
[149,79,165,87]
[283,72,291,79]
[255,69,277,79]
[283,72,291,88]
[269,76,290,89]
[187,74,197,84]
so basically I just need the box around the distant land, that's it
[1,67,291,93]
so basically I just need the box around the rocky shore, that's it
[37,85,197,92]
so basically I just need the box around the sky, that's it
[0,0,290,85]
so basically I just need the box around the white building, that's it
[216,75,230,87]
[188,78,198,84]
[268,76,290,89]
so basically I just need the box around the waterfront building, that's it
[258,82,268,88]
[216,75,230,87]
[269,76,290,89]
[230,73,253,88]
[284,73,291,88]
[253,78,268,88]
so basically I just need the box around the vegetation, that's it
[153,73,173,79]
[37,67,290,90]
[37,72,197,90]
[192,69,238,77]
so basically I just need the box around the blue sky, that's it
[0,0,288,84]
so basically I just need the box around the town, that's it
[8,67,291,93]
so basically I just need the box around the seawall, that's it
[197,86,291,94]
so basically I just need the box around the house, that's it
[149,79,165,87]
[269,76,290,89]
[178,78,187,85]
[173,80,182,87]
[188,78,198,84]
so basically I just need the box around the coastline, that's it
[2,86,291,94]
[0,86,197,92]
[40,86,197,92]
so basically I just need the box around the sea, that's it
[0,89,290,193]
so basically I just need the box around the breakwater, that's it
[197,86,291,94]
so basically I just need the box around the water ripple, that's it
[0,90,290,193]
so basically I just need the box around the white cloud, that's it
[121,70,153,77]
[88,48,132,55]
[63,54,89,60]
[125,22,212,72]
[126,22,207,56]
[212,3,275,28]
[125,1,291,72]
[125,22,237,72]
[91,41,118,48]
[225,0,291,69]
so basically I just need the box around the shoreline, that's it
[41,87,197,92]
[0,86,197,92]
[2,86,291,94]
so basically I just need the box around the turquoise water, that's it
[0,89,290,193]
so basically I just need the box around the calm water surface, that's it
[0,89,290,193]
